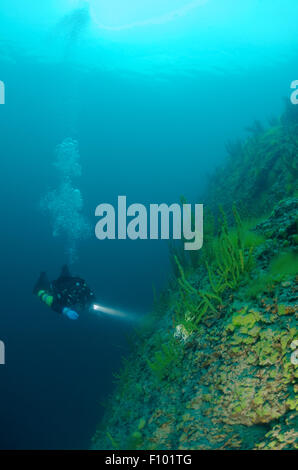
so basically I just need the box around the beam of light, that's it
[89,0,210,31]
[90,303,139,323]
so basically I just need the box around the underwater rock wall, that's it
[204,106,298,222]
[91,111,298,451]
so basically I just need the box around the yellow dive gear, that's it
[37,290,54,307]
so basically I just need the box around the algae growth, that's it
[91,103,298,451]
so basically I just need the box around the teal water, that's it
[0,0,297,449]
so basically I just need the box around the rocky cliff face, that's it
[91,109,297,451]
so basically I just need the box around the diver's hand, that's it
[62,307,79,320]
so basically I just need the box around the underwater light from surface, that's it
[88,0,210,31]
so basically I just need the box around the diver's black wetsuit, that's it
[33,266,95,314]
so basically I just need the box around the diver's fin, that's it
[33,272,50,294]
[59,264,71,279]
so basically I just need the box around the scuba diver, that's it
[33,265,95,320]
